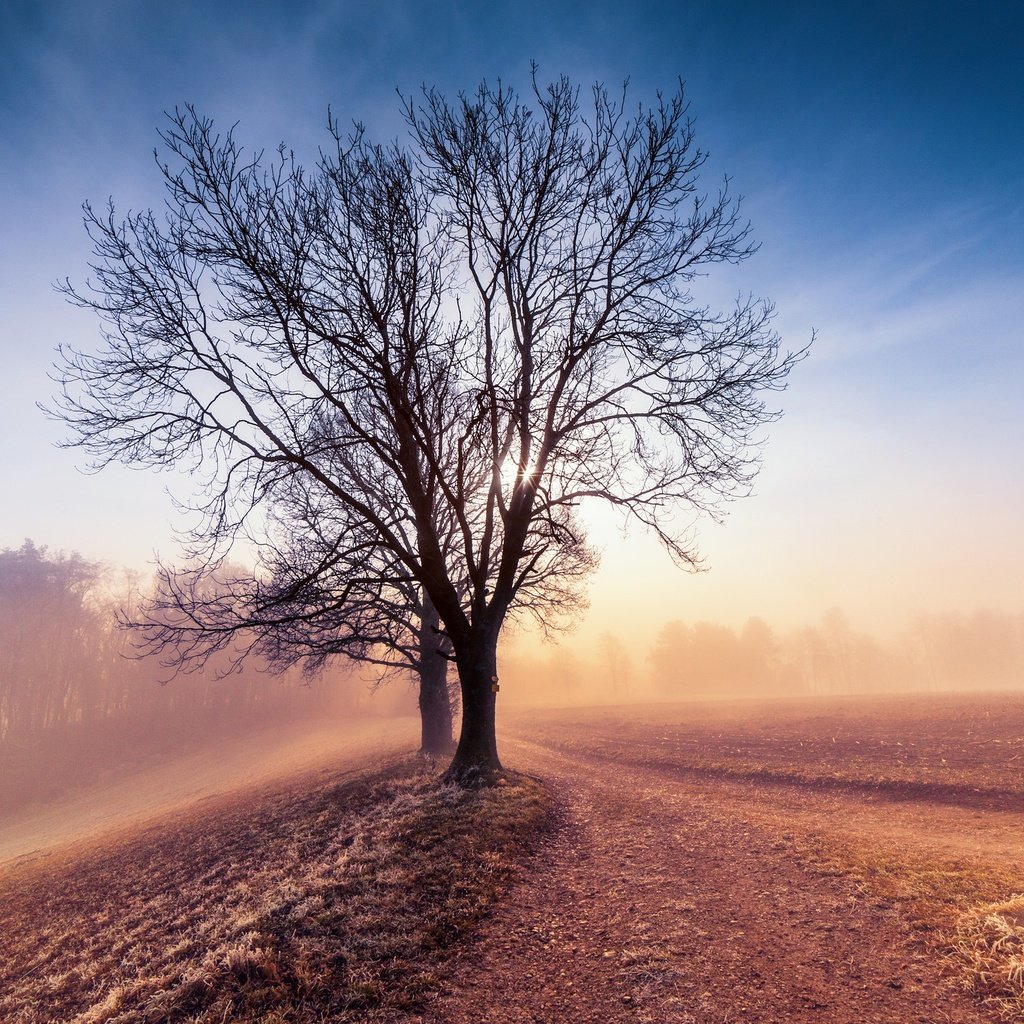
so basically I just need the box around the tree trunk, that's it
[418,642,453,756]
[444,631,502,786]
[418,596,454,755]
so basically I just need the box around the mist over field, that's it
[2,3,1023,1022]
[503,608,1024,706]
[3,535,1021,832]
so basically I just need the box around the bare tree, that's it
[134,409,589,756]
[252,520,461,757]
[144,500,463,755]
[52,73,802,783]
[598,632,633,695]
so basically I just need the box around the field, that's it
[497,692,1024,1022]
[509,691,1024,807]
[3,691,1024,1022]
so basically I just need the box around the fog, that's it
[0,540,425,857]
[0,715,416,867]
[500,606,1024,707]
[3,536,1021,864]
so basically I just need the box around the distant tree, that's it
[649,617,784,697]
[598,632,633,695]
[547,645,583,701]
[648,621,681,694]
[908,610,1024,691]
[52,73,802,782]
[0,541,102,741]
[738,616,779,693]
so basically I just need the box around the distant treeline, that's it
[500,608,1024,703]
[649,609,1024,697]
[6,541,1020,740]
[0,541,369,749]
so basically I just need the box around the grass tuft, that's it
[947,894,1024,1021]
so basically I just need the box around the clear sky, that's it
[1,0,1021,649]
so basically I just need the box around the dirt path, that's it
[421,737,992,1024]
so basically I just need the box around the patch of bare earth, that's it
[5,694,1021,1023]
[490,695,1024,1020]
[422,737,991,1023]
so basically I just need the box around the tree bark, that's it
[417,594,454,755]
[444,631,502,785]
[418,635,454,756]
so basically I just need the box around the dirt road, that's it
[424,735,998,1024]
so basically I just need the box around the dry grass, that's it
[0,757,554,1024]
[763,789,1024,1021]
[948,895,1024,1021]
[617,942,689,1023]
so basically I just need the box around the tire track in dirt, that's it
[420,738,989,1024]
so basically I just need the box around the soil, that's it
[4,694,1019,1023]
[419,723,1007,1023]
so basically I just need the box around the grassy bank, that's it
[0,757,555,1023]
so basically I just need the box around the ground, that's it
[0,715,416,864]
[3,693,1023,1022]
[424,735,992,1023]
[426,694,1024,1023]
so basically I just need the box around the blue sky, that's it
[1,0,1021,641]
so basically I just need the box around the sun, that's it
[500,458,536,492]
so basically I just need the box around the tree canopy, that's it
[53,74,803,781]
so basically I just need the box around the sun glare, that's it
[500,459,536,491]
